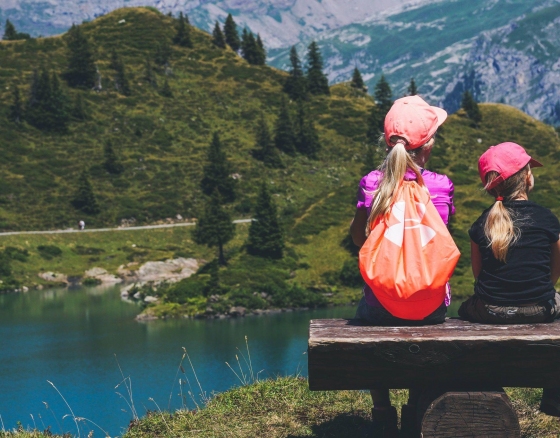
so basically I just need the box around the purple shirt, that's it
[357,168,456,307]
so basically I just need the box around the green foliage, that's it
[193,191,236,265]
[305,41,329,96]
[246,183,284,259]
[240,29,265,65]
[3,19,30,41]
[339,258,362,287]
[8,85,23,123]
[26,69,70,132]
[173,12,192,48]
[223,14,240,52]
[103,140,124,174]
[274,97,296,154]
[72,93,88,120]
[143,58,158,87]
[251,115,282,168]
[362,143,378,175]
[366,74,393,141]
[283,46,307,100]
[201,132,236,202]
[71,171,100,215]
[462,90,482,126]
[64,24,96,88]
[37,245,62,259]
[154,41,171,66]
[212,21,226,49]
[110,50,132,96]
[295,101,321,157]
[408,77,418,96]
[350,67,365,91]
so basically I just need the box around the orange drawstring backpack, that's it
[359,180,461,320]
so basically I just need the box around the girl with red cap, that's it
[459,142,560,416]
[350,95,456,436]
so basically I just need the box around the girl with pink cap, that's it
[460,142,560,416]
[350,95,455,436]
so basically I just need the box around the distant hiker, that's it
[459,142,560,416]
[350,95,459,437]
[78,220,85,230]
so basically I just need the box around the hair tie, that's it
[495,196,504,202]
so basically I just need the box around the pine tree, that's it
[71,171,100,215]
[154,42,171,66]
[8,85,23,124]
[144,58,158,88]
[350,67,365,91]
[200,132,236,202]
[255,34,266,65]
[205,260,227,295]
[193,191,235,265]
[241,30,258,64]
[223,14,240,52]
[212,21,226,48]
[374,75,393,116]
[159,78,173,97]
[283,46,307,101]
[246,183,284,259]
[305,41,329,95]
[64,24,96,88]
[252,115,283,168]
[49,73,70,132]
[462,90,482,126]
[366,105,383,143]
[3,20,17,40]
[408,78,418,96]
[173,12,192,48]
[72,94,88,121]
[362,144,378,175]
[295,101,320,157]
[110,50,131,96]
[26,69,69,132]
[103,140,124,174]
[274,97,296,155]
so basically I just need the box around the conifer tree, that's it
[193,191,235,265]
[173,12,192,48]
[362,144,377,175]
[283,46,307,101]
[212,21,226,48]
[408,78,418,96]
[305,41,329,95]
[49,73,70,131]
[295,101,320,157]
[255,34,266,65]
[26,69,69,132]
[72,171,100,215]
[200,132,236,202]
[72,94,88,121]
[366,105,382,143]
[154,42,172,66]
[274,97,296,155]
[366,74,393,139]
[241,30,258,64]
[159,78,173,97]
[144,58,158,88]
[205,260,227,295]
[8,85,23,124]
[350,67,365,91]
[110,50,131,96]
[3,20,17,40]
[64,24,96,88]
[246,183,284,259]
[223,14,240,52]
[103,140,124,175]
[252,115,282,168]
[462,90,482,126]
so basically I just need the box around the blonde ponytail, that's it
[483,166,529,262]
[365,141,425,235]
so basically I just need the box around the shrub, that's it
[73,245,105,255]
[37,245,62,260]
[339,258,362,287]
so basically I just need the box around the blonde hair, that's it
[365,136,431,235]
[483,165,529,262]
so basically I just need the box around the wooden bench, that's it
[308,318,560,437]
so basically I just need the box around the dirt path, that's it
[0,219,253,236]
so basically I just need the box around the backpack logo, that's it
[384,201,436,248]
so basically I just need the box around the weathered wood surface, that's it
[420,391,521,438]
[308,318,560,390]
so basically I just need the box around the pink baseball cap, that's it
[384,95,447,150]
[478,142,542,190]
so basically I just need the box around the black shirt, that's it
[469,201,560,305]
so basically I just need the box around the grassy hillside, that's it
[0,7,559,309]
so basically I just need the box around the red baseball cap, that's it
[478,142,542,190]
[384,95,447,150]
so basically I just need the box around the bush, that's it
[339,258,362,287]
[73,245,105,255]
[4,246,29,262]
[37,245,62,260]
[83,277,102,286]
[162,277,207,304]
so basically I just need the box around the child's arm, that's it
[551,236,560,285]
[471,240,482,279]
[350,208,368,247]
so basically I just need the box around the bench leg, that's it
[415,389,521,438]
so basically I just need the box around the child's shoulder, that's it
[359,169,383,190]
[422,169,454,186]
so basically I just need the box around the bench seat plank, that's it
[308,318,560,390]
